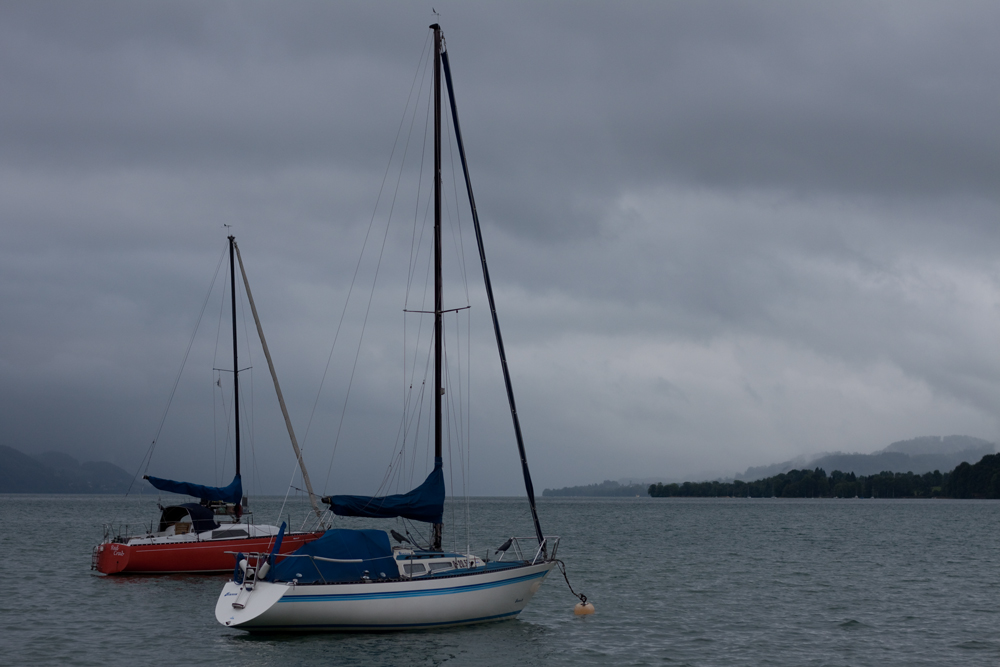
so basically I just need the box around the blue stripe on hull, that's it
[246,610,521,632]
[279,569,546,604]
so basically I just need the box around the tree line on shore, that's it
[542,480,649,497]
[648,453,1000,499]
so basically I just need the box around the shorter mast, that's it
[234,241,324,524]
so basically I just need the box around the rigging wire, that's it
[374,164,434,499]
[319,133,418,492]
[449,309,472,553]
[444,106,471,302]
[404,206,435,492]
[443,101,473,553]
[121,245,228,502]
[212,257,229,483]
[285,29,481,557]
[397,83,438,493]
[212,370,217,485]
[311,30,434,494]
[465,307,472,554]
[216,370,233,484]
[234,275,264,505]
[405,50,435,300]
[213,263,237,484]
[442,323,456,551]
[397,61,437,496]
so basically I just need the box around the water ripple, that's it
[3,495,1000,666]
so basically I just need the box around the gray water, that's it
[2,494,999,666]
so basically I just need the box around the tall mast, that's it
[229,235,241,479]
[431,22,443,552]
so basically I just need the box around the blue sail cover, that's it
[267,529,395,584]
[145,473,243,504]
[324,458,444,524]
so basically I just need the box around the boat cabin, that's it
[157,503,221,535]
[393,549,485,578]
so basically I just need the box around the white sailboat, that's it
[215,23,564,632]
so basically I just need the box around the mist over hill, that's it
[740,436,994,480]
[544,435,995,496]
[0,445,138,493]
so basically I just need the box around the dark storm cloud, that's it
[2,1,999,492]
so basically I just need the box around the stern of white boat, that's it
[216,580,291,628]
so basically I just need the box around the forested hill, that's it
[648,453,1000,499]
[0,445,135,493]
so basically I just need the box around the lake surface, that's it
[2,494,999,666]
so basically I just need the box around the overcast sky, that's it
[2,1,1000,496]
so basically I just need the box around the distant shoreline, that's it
[545,454,1000,500]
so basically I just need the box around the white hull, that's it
[216,561,556,631]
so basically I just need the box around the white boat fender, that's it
[257,562,270,579]
[239,559,248,573]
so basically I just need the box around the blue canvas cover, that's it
[144,473,243,504]
[323,458,444,524]
[267,529,395,584]
[179,503,221,533]
[157,503,221,533]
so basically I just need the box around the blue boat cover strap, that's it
[145,473,243,504]
[267,522,286,566]
[267,529,395,584]
[323,458,444,524]
[233,551,245,584]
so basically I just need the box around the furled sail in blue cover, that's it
[144,473,243,504]
[266,529,395,584]
[323,458,444,524]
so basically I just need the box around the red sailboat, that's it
[93,236,325,574]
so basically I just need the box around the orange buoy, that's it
[574,601,595,615]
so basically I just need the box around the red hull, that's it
[94,531,325,575]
